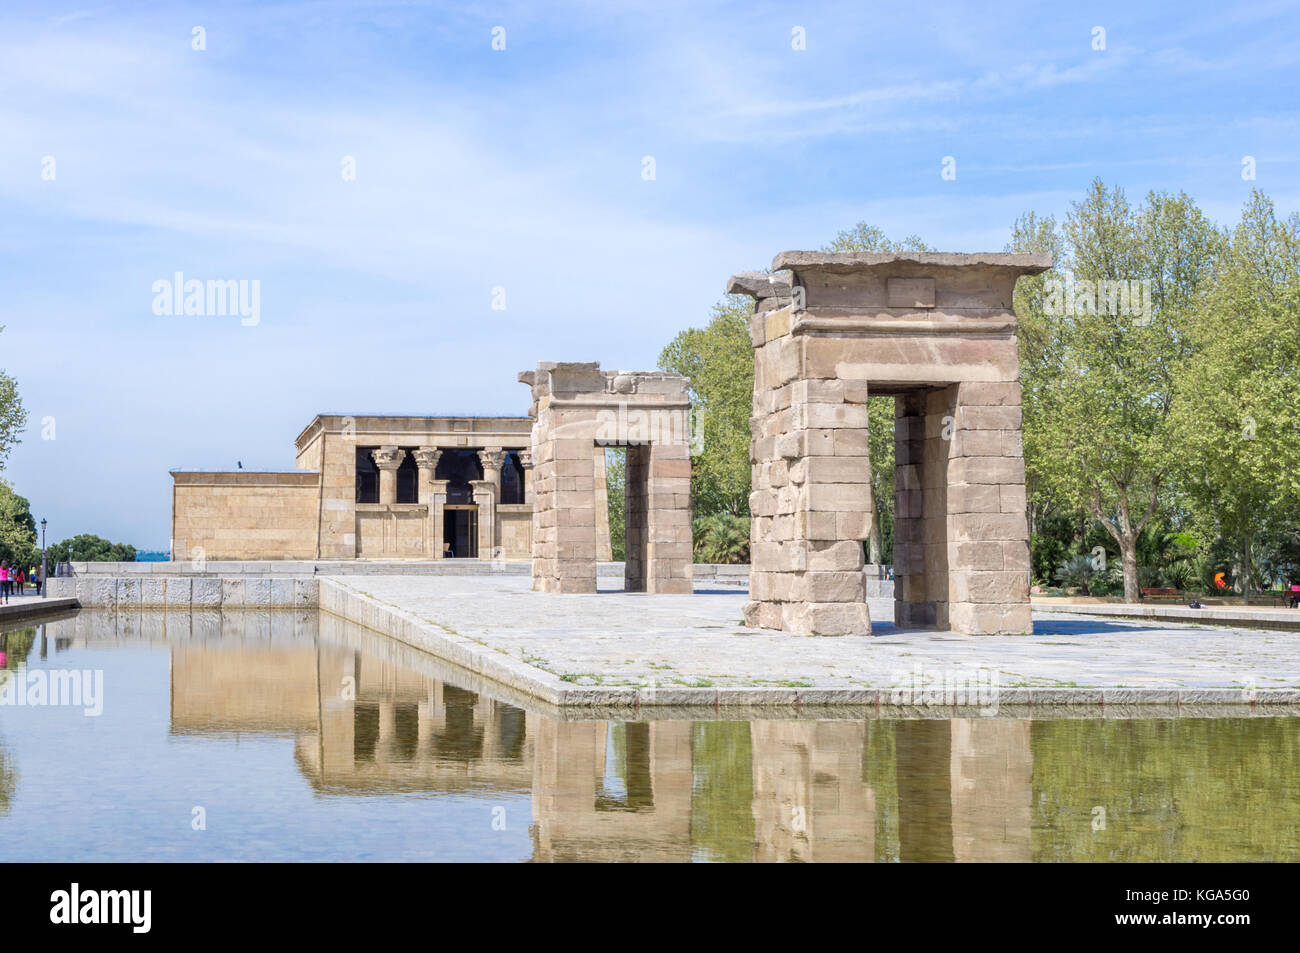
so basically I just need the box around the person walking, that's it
[0,561,10,605]
[14,568,24,597]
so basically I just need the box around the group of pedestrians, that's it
[0,561,43,604]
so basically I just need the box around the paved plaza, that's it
[326,574,1300,701]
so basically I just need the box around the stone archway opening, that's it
[730,251,1050,636]
[519,362,694,595]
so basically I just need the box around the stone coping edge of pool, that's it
[45,576,320,609]
[45,568,752,608]
[322,609,1300,721]
[317,578,1300,710]
[55,560,753,581]
[0,598,79,624]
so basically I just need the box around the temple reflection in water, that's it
[33,609,1300,863]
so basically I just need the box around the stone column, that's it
[413,447,443,558]
[944,381,1032,635]
[644,439,694,594]
[412,447,442,503]
[544,437,596,590]
[478,447,506,495]
[427,480,449,556]
[470,479,496,560]
[477,449,506,560]
[744,379,873,635]
[517,450,533,501]
[371,446,405,505]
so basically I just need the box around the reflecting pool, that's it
[1,610,1297,862]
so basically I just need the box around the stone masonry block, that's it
[192,577,222,607]
[140,578,166,606]
[806,540,865,572]
[801,571,866,602]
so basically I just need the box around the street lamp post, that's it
[40,518,47,596]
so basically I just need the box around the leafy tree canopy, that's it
[48,534,137,564]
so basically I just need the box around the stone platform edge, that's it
[48,561,755,586]
[317,578,1300,710]
[45,575,320,609]
[0,598,79,623]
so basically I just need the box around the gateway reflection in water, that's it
[0,610,1297,862]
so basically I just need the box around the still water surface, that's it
[1,610,1297,862]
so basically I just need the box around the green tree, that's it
[1172,191,1300,603]
[1007,210,1079,584]
[47,534,137,563]
[693,513,751,564]
[658,298,754,516]
[821,225,933,563]
[604,449,626,561]
[0,481,37,570]
[1017,181,1221,602]
[0,327,25,470]
[1053,553,1100,596]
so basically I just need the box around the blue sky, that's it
[2,0,1298,550]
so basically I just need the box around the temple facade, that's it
[170,413,613,561]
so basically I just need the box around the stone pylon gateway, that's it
[519,362,694,594]
[733,252,1052,637]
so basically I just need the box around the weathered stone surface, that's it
[116,578,141,607]
[746,252,1043,637]
[140,577,166,606]
[726,272,792,316]
[192,577,222,607]
[160,577,189,607]
[523,362,692,595]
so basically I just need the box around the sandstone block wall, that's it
[734,252,1049,637]
[171,471,320,561]
[520,362,693,594]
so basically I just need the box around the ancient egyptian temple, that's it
[170,413,614,562]
[171,252,1044,639]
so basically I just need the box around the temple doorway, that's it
[444,506,478,559]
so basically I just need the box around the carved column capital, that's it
[372,446,404,506]
[412,447,442,471]
[477,447,507,472]
[517,450,533,469]
[371,446,405,470]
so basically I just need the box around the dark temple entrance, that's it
[443,506,478,559]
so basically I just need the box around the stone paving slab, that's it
[321,575,1300,707]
